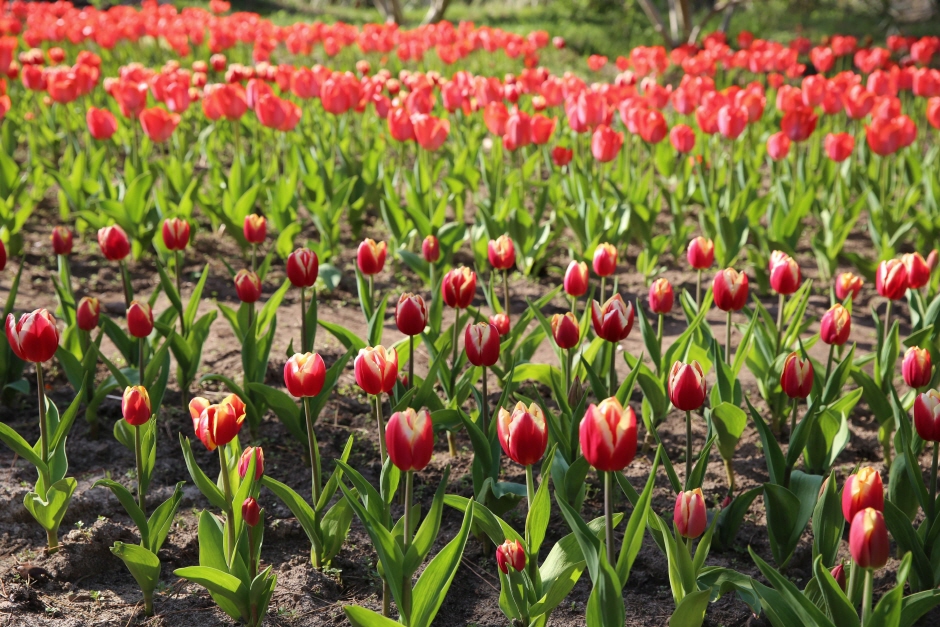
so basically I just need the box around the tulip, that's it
[902,252,931,290]
[238,446,264,480]
[139,107,180,143]
[669,359,708,487]
[421,235,440,263]
[717,104,747,140]
[674,489,707,539]
[835,272,863,301]
[98,225,130,262]
[551,146,573,167]
[286,247,319,352]
[564,261,589,300]
[441,266,476,309]
[386,408,434,472]
[687,237,715,270]
[497,401,548,468]
[831,564,847,592]
[902,347,931,389]
[234,269,262,304]
[824,132,854,162]
[212,394,246,448]
[590,124,623,162]
[284,352,326,398]
[592,243,617,278]
[767,131,791,160]
[357,238,387,276]
[161,218,190,251]
[396,293,427,388]
[86,106,117,141]
[242,497,261,528]
[781,352,814,400]
[76,297,100,331]
[127,301,154,339]
[713,268,748,312]
[769,251,801,296]
[122,386,152,427]
[412,114,449,151]
[355,345,398,461]
[842,467,884,523]
[649,278,674,315]
[876,259,907,301]
[51,226,73,256]
[489,313,510,337]
[849,508,889,570]
[914,390,940,443]
[669,123,696,153]
[551,312,580,350]
[591,294,634,343]
[488,234,515,316]
[818,305,850,350]
[243,214,266,245]
[496,539,526,574]
[465,322,500,368]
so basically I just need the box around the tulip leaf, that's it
[318,319,367,352]
[261,476,321,547]
[811,473,844,569]
[174,566,249,620]
[899,589,940,627]
[713,487,761,551]
[344,605,402,627]
[746,396,784,485]
[0,422,48,475]
[23,477,76,532]
[882,500,934,592]
[443,494,524,545]
[812,555,858,627]
[526,447,556,559]
[410,502,473,627]
[616,448,659,586]
[94,478,151,548]
[179,435,228,511]
[669,588,711,627]
[749,547,834,627]
[246,383,304,445]
[404,466,450,577]
[709,402,747,462]
[111,542,161,597]
[147,482,185,554]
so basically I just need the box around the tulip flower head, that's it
[234,269,262,303]
[286,248,319,288]
[357,238,387,276]
[564,261,589,297]
[242,497,261,527]
[238,446,265,480]
[76,297,100,331]
[488,235,515,271]
[385,408,434,472]
[441,267,477,309]
[98,225,130,261]
[189,394,247,450]
[465,322,501,367]
[831,564,847,591]
[914,390,940,442]
[902,252,931,290]
[355,345,398,395]
[768,251,801,295]
[875,259,908,300]
[687,237,715,270]
[674,489,707,539]
[713,268,749,312]
[849,508,889,570]
[496,539,526,574]
[87,106,118,140]
[5,309,59,363]
[421,235,440,263]
[902,347,931,389]
[592,243,618,278]
[122,386,152,426]
[497,401,548,467]
[283,352,326,398]
[579,397,638,471]
[835,272,863,301]
[669,360,707,411]
[819,304,851,346]
[551,312,580,349]
[126,300,154,338]
[648,278,674,314]
[552,146,574,167]
[842,467,884,523]
[51,226,73,256]
[781,352,814,399]
[489,312,510,337]
[161,218,190,251]
[396,293,428,337]
[243,214,266,244]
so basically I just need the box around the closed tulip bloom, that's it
[669,360,707,411]
[564,261,589,297]
[422,235,440,263]
[441,267,477,309]
[551,146,573,167]
[649,278,674,314]
[242,497,261,527]
[781,352,814,399]
[98,225,130,261]
[674,489,707,539]
[902,347,931,388]
[835,272,863,301]
[213,394,247,447]
[687,237,715,270]
[579,397,638,471]
[769,251,801,295]
[849,508,889,570]
[386,408,434,472]
[717,104,748,140]
[127,301,154,338]
[121,386,151,426]
[6,309,59,363]
[497,401,548,466]
[902,252,931,290]
[238,446,265,480]
[161,218,190,251]
[243,214,266,244]
[396,293,428,336]
[357,238,387,276]
[875,259,908,300]
[286,248,318,288]
[669,123,696,153]
[591,294,635,342]
[713,268,749,312]
[234,269,262,303]
[831,564,847,592]
[591,124,623,162]
[913,390,940,442]
[819,304,851,345]
[824,132,854,162]
[842,467,884,523]
[283,352,326,397]
[139,107,180,142]
[488,235,515,271]
[355,345,398,395]
[592,243,618,277]
[489,313,510,337]
[51,226,73,255]
[86,106,118,140]
[412,114,449,151]
[465,322,501,367]
[766,131,791,160]
[551,312,580,349]
[496,539,526,574]
[76,297,100,331]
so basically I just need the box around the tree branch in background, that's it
[635,0,676,48]
[423,0,453,25]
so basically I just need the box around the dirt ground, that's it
[0,208,937,627]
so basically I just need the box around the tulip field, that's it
[5,1,940,626]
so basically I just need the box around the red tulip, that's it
[914,390,940,442]
[713,268,749,311]
[768,251,801,295]
[213,394,246,446]
[161,218,190,251]
[835,272,863,301]
[396,293,427,336]
[529,114,556,145]
[441,267,476,309]
[286,248,319,288]
[551,312,580,349]
[234,269,262,303]
[87,106,118,142]
[902,252,930,290]
[497,401,548,467]
[121,385,151,427]
[496,539,526,574]
[387,106,414,142]
[5,309,59,363]
[590,124,623,162]
[51,226,73,256]
[139,107,180,143]
[386,408,434,472]
[484,101,508,136]
[820,304,851,346]
[849,508,889,570]
[579,397,637,471]
[902,347,931,388]
[781,352,814,399]
[564,261,589,297]
[357,238,387,276]
[866,116,907,156]
[780,105,817,142]
[551,146,573,167]
[638,109,667,144]
[243,214,266,244]
[717,104,747,140]
[831,564,847,591]
[824,132,854,162]
[674,489,707,539]
[488,235,515,271]
[489,313,510,337]
[412,114,449,151]
[355,345,398,395]
[766,131,791,161]
[465,322,500,367]
[127,301,154,338]
[283,352,326,398]
[669,360,707,411]
[669,123,696,153]
[687,237,714,270]
[98,225,130,261]
[929,98,940,130]
[648,278,674,314]
[875,259,908,300]
[242,497,261,527]
[238,446,264,480]
[592,243,617,278]
[76,297,100,331]
[421,235,440,263]
[842,467,884,523]
[591,294,634,342]
[503,109,531,152]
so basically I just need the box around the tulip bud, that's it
[713,268,749,312]
[98,225,131,261]
[835,272,863,301]
[396,293,428,336]
[497,401,548,467]
[849,508,889,570]
[564,261,589,297]
[592,243,617,277]
[928,250,939,271]
[551,312,580,349]
[875,259,908,300]
[674,489,707,539]
[238,446,265,480]
[669,360,707,411]
[579,398,637,471]
[902,252,931,290]
[243,214,266,244]
[465,322,501,367]
[591,294,635,342]
[286,248,318,288]
[161,218,190,251]
[421,235,440,263]
[914,390,940,442]
[768,251,801,295]
[489,312,510,337]
[234,269,262,303]
[242,497,261,527]
[819,304,851,346]
[902,347,931,388]
[648,278,674,314]
[487,235,515,271]
[283,352,326,398]
[687,237,715,270]
[122,386,152,426]
[496,539,526,574]
[386,408,434,472]
[76,297,100,331]
[51,226,73,256]
[829,564,847,591]
[441,267,476,309]
[357,238,387,276]
[842,467,884,523]
[355,345,399,395]
[127,301,154,338]
[781,352,814,399]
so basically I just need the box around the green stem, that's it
[685,411,693,489]
[565,347,574,399]
[883,300,892,355]
[696,269,702,309]
[451,309,461,391]
[135,424,146,513]
[300,286,307,354]
[775,292,784,354]
[481,367,489,436]
[861,569,873,624]
[725,310,733,365]
[930,443,939,526]
[176,250,185,336]
[218,446,236,565]
[120,260,132,309]
[139,337,146,384]
[824,343,835,384]
[251,244,256,273]
[304,396,321,512]
[604,471,614,565]
[608,341,618,397]
[37,366,49,485]
[600,276,606,305]
[409,335,414,391]
[368,274,375,313]
[143,589,153,616]
[847,561,858,605]
[248,525,256,582]
[375,394,387,462]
